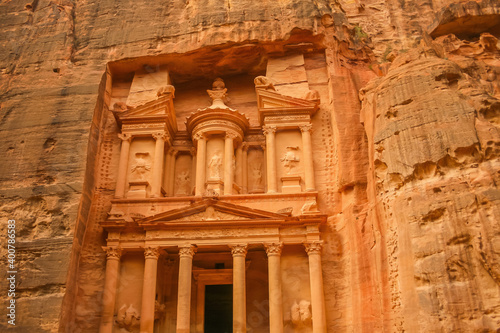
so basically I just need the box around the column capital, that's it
[152,132,170,142]
[241,142,249,151]
[103,246,122,260]
[260,143,266,151]
[144,246,162,259]
[118,133,132,142]
[262,125,277,135]
[226,131,239,140]
[169,147,179,156]
[299,124,313,133]
[190,147,197,156]
[193,132,206,142]
[229,244,248,257]
[264,242,283,256]
[179,244,197,258]
[304,241,323,255]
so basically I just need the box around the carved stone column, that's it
[265,243,284,333]
[194,133,207,196]
[263,126,277,193]
[151,133,167,197]
[235,143,243,189]
[190,147,197,195]
[230,244,248,333]
[99,247,122,333]
[176,245,196,333]
[167,148,178,196]
[300,124,315,191]
[115,133,132,198]
[140,247,161,333]
[241,143,248,194]
[224,132,236,195]
[304,241,327,333]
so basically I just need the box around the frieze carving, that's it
[304,241,323,255]
[266,115,310,122]
[229,244,248,257]
[262,125,277,135]
[265,242,283,256]
[104,246,122,260]
[178,245,197,258]
[193,120,243,137]
[118,133,132,142]
[122,123,164,130]
[143,246,161,259]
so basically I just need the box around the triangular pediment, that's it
[137,199,288,226]
[256,88,319,111]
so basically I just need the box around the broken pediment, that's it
[112,87,177,132]
[254,78,319,125]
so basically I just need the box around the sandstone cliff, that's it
[0,0,499,332]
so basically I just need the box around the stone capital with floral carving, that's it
[118,133,132,142]
[178,244,197,258]
[299,124,313,133]
[264,242,283,257]
[143,246,161,259]
[193,132,206,142]
[229,244,248,257]
[152,132,169,142]
[262,125,277,135]
[225,131,239,140]
[103,246,122,260]
[169,147,179,156]
[304,241,323,255]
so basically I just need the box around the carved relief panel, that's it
[247,148,265,193]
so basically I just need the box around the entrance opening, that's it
[204,284,233,333]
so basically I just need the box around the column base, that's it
[206,179,224,196]
[281,175,302,193]
[127,181,150,198]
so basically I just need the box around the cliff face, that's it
[0,0,498,332]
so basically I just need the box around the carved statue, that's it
[175,170,191,196]
[208,150,222,179]
[251,162,263,189]
[202,206,221,221]
[280,146,300,175]
[116,304,140,331]
[291,300,312,327]
[130,152,151,180]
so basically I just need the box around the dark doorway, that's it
[204,284,233,333]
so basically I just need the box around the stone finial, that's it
[157,85,175,98]
[207,78,230,109]
[113,102,129,111]
[254,76,275,90]
[302,90,320,102]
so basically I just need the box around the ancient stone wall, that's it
[0,0,498,332]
